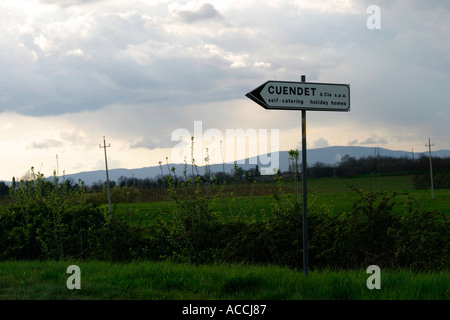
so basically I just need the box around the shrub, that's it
[0,171,107,260]
[1,167,448,271]
[329,189,399,269]
[308,189,449,271]
[413,172,450,190]
[0,170,149,262]
[159,173,222,264]
[393,202,449,270]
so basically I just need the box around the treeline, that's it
[88,154,450,193]
[1,154,448,199]
[308,154,450,189]
[84,164,263,204]
[109,164,261,188]
[309,154,450,178]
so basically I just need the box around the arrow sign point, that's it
[246,80,350,111]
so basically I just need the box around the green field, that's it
[111,174,450,226]
[0,260,448,300]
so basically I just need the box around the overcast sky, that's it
[0,0,449,181]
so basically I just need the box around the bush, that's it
[1,168,448,271]
[0,171,148,262]
[413,172,450,190]
[157,174,223,264]
[219,186,449,271]
[85,186,142,205]
[393,204,449,270]
[308,189,449,271]
[327,190,399,269]
[0,172,107,260]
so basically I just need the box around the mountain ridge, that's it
[58,146,450,186]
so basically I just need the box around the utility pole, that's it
[56,154,59,177]
[220,140,226,176]
[100,136,112,214]
[426,138,435,200]
[377,145,380,174]
[55,154,60,186]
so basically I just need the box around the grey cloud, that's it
[177,4,224,23]
[27,139,63,150]
[312,138,330,148]
[0,9,162,115]
[360,136,387,146]
[36,0,106,7]
[0,5,248,116]
[1,0,449,140]
[60,130,87,145]
[131,137,175,150]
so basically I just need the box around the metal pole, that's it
[56,154,59,177]
[100,136,112,214]
[301,75,308,276]
[426,138,434,200]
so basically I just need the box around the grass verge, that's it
[0,261,448,300]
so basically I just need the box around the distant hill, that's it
[60,146,450,186]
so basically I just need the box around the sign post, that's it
[246,76,350,276]
[300,75,308,276]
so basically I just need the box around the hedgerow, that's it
[0,168,448,271]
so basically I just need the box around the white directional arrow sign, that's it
[246,80,350,111]
[245,76,350,277]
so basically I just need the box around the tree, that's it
[288,149,300,180]
[0,182,9,196]
[255,165,261,178]
[233,163,245,183]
